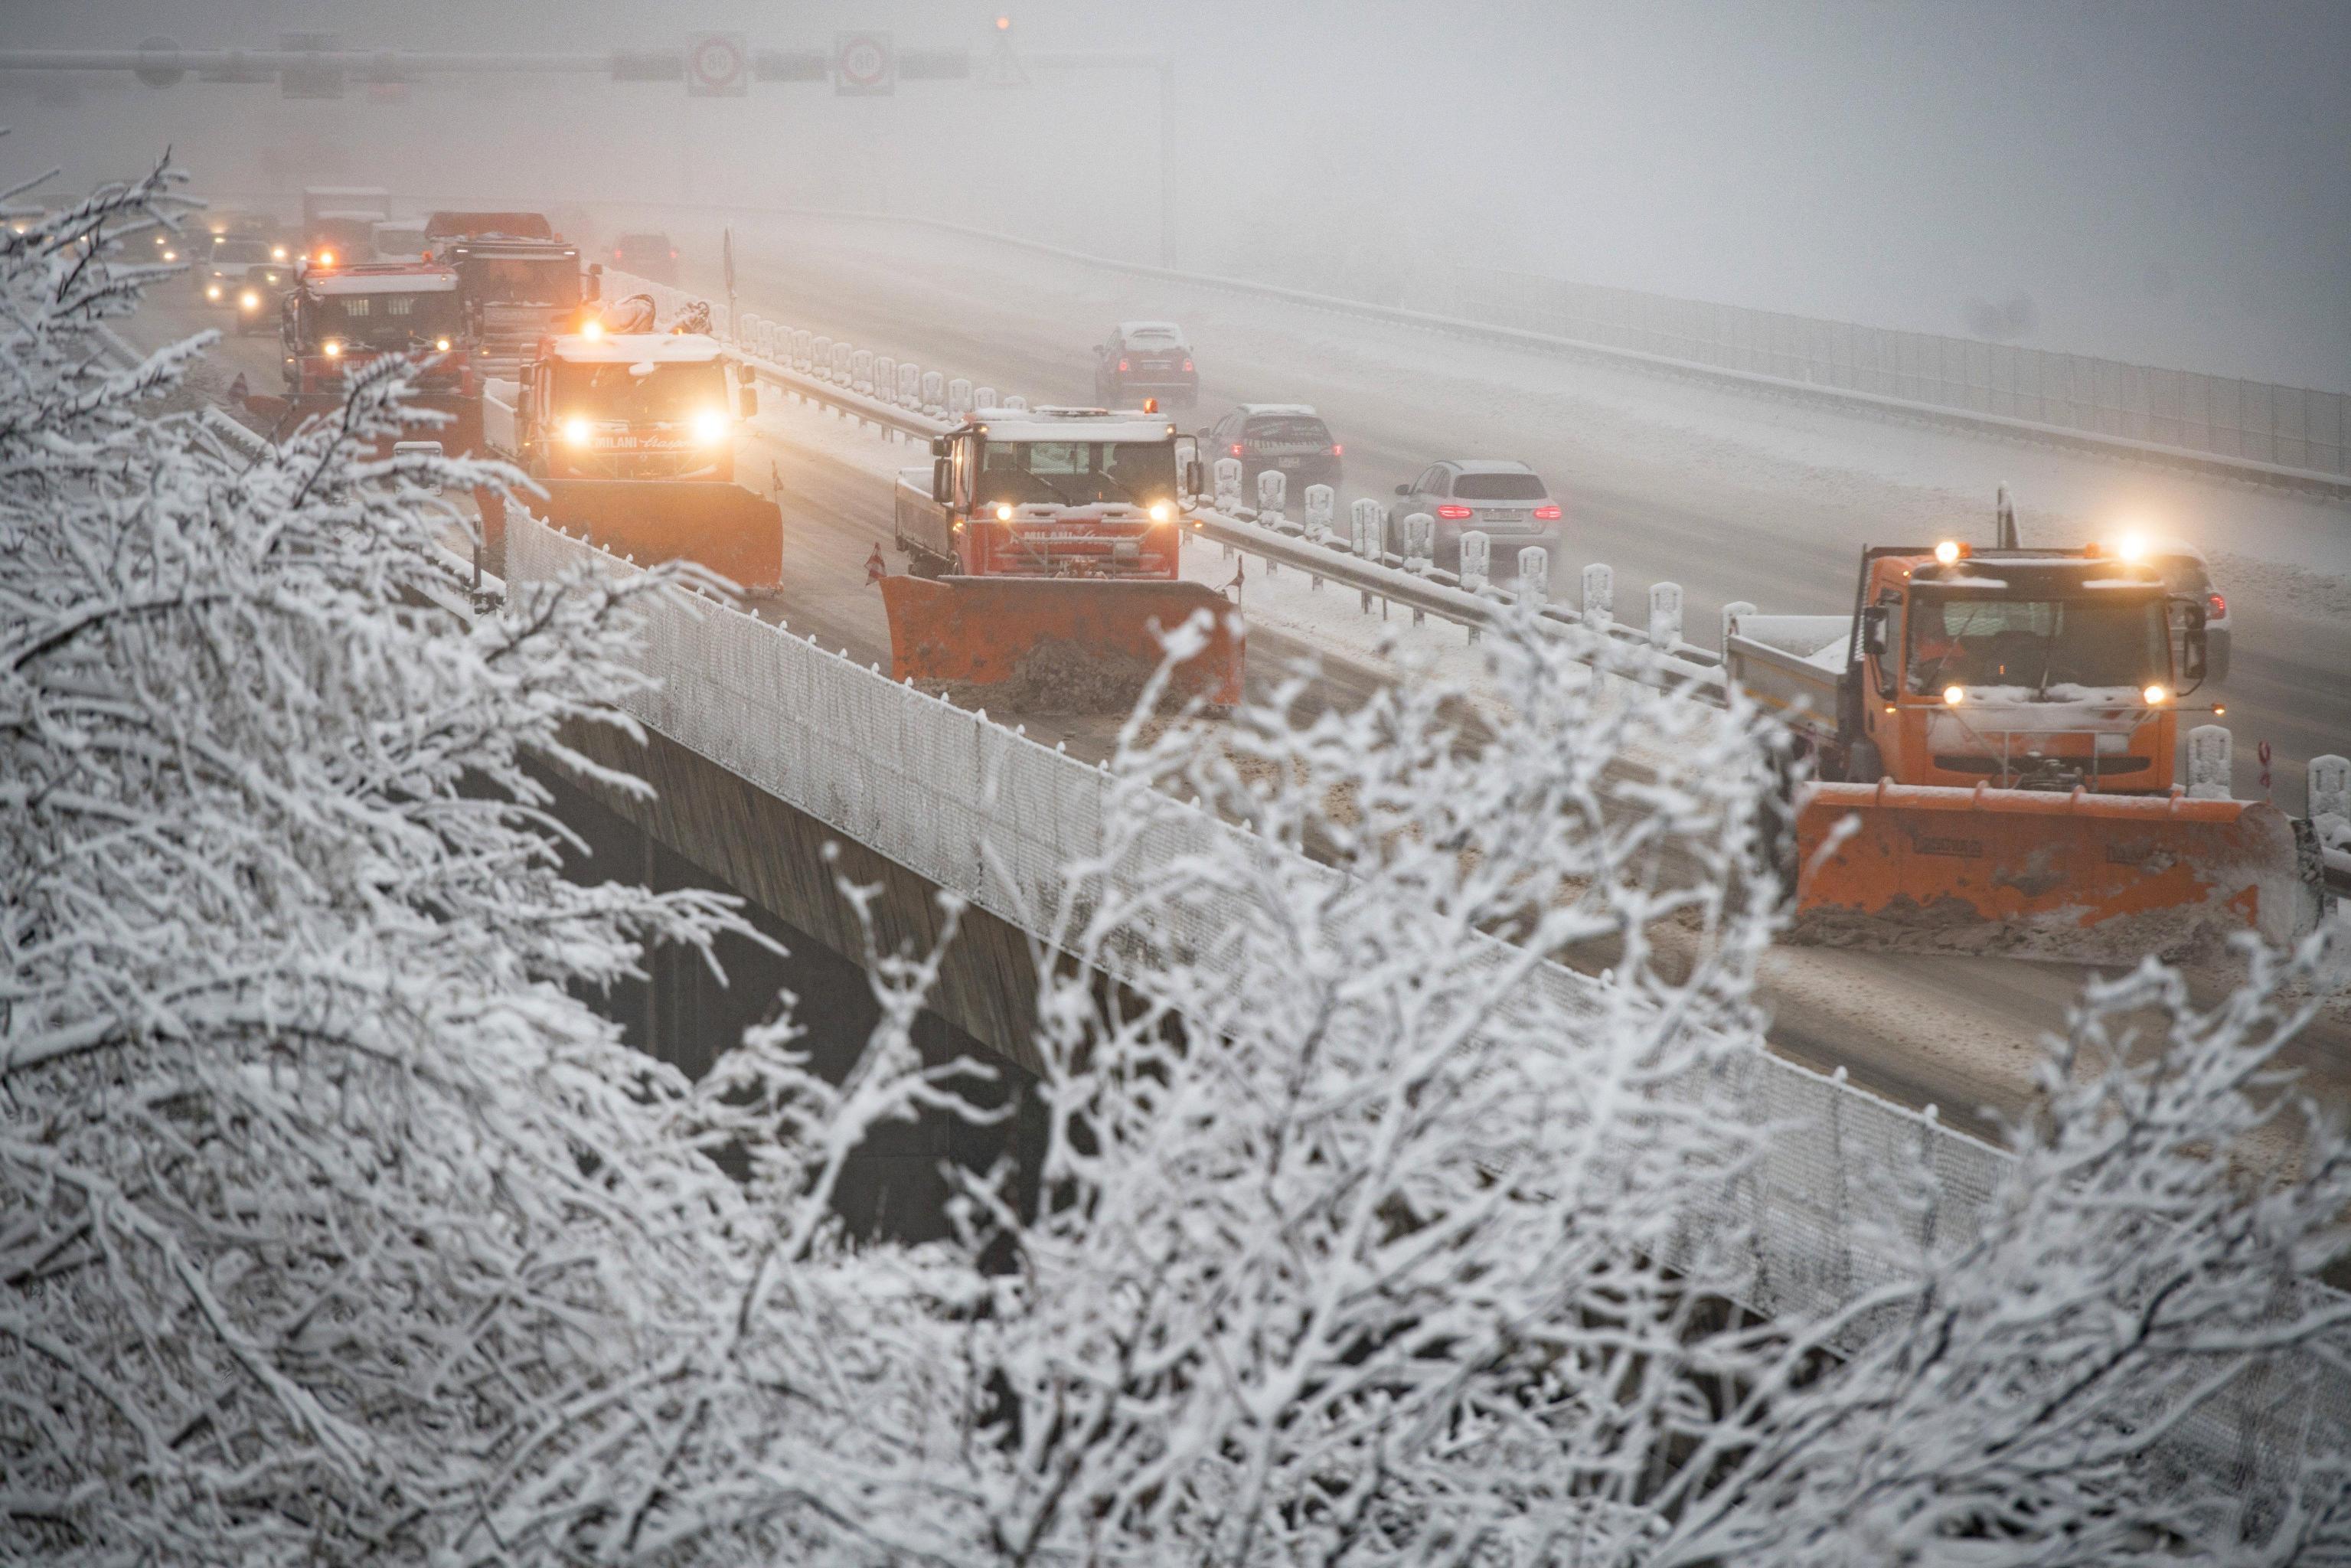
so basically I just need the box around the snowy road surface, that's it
[128,276,2351,1153]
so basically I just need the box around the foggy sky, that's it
[2,0,2343,389]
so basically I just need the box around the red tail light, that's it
[669,249,678,260]
[1331,443,1343,456]
[1230,443,1244,456]
[614,248,623,260]
[1533,504,1562,520]
[1181,358,1193,372]
[1435,504,1474,521]
[1118,359,1130,373]
[2207,591,2225,619]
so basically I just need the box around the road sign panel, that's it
[686,32,748,96]
[834,31,895,96]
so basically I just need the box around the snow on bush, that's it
[0,161,753,1560]
[6,161,2348,1566]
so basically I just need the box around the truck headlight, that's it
[1148,501,1171,524]
[563,416,591,447]
[691,408,729,446]
[995,503,1014,522]
[322,339,343,358]
[239,290,260,310]
[2143,684,2167,705]
[205,283,222,301]
[1942,684,1964,707]
[434,337,452,352]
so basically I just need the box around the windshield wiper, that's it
[1022,472,1079,507]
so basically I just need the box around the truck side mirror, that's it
[1860,605,1889,657]
[932,458,952,505]
[1186,460,1206,498]
[2182,626,2208,684]
[739,386,758,419]
[736,363,756,385]
[930,436,950,459]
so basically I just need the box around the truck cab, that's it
[507,332,755,483]
[281,259,471,400]
[1842,544,2200,793]
[444,238,590,371]
[896,407,1202,579]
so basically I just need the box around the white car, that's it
[1389,459,1562,570]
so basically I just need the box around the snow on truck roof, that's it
[548,332,726,363]
[973,407,1176,443]
[304,267,459,295]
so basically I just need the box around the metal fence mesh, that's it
[509,507,2347,1499]
[1451,268,2349,479]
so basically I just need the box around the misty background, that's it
[3,0,2344,391]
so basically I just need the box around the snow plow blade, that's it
[881,575,1245,709]
[1791,781,2325,961]
[534,479,783,595]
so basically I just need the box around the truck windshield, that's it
[305,290,463,350]
[1907,593,2170,694]
[462,256,580,305]
[554,360,727,423]
[980,440,1177,508]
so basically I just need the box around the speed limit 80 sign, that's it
[686,32,748,96]
[834,31,896,96]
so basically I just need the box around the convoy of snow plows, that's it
[211,188,2340,967]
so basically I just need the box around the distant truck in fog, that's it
[299,186,390,266]
[428,210,594,372]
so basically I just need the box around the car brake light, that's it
[1118,359,1130,373]
[2207,591,2225,619]
[1230,443,1243,456]
[1533,504,1562,520]
[1182,359,1193,372]
[1331,443,1343,456]
[1435,504,1474,520]
[669,249,678,260]
[614,248,624,260]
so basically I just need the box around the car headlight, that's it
[691,408,729,446]
[239,290,260,310]
[162,249,177,261]
[563,416,592,447]
[204,283,221,300]
[271,245,287,260]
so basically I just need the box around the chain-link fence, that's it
[509,505,2346,1502]
[1453,268,2349,481]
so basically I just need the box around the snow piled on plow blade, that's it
[531,479,785,595]
[881,576,1245,712]
[1791,780,2327,962]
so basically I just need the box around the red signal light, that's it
[1533,504,1562,520]
[1435,504,1474,520]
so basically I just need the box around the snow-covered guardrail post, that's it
[948,377,972,416]
[830,341,854,386]
[1582,563,1615,629]
[1256,469,1287,532]
[791,329,813,373]
[1649,581,1683,651]
[975,384,998,412]
[919,369,943,413]
[1004,394,1028,412]
[1517,545,1549,608]
[2307,753,2347,828]
[1721,599,1755,656]
[1350,498,1385,613]
[811,335,834,381]
[1402,512,1436,623]
[1304,482,1334,541]
[896,361,920,410]
[1459,530,1491,591]
[2187,725,2234,799]
[852,351,877,398]
[1214,456,1244,520]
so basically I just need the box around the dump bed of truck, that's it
[1725,612,1849,733]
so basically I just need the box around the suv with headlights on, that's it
[1389,459,1563,570]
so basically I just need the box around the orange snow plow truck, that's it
[1727,510,2325,960]
[887,406,1242,706]
[481,307,781,592]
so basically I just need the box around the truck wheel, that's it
[1844,738,1884,785]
